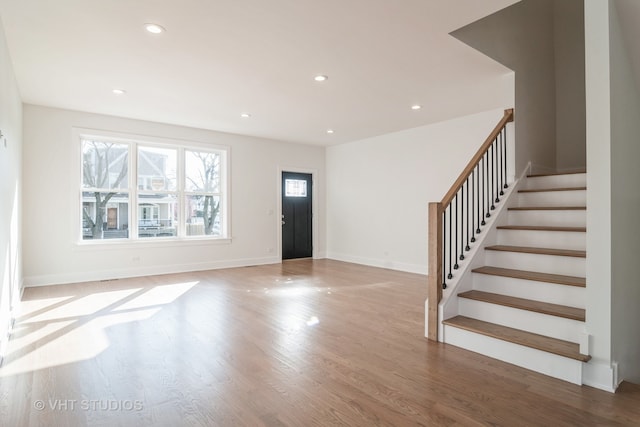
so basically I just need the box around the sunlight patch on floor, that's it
[0,281,199,377]
[114,281,198,311]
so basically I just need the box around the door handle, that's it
[282,220,285,225]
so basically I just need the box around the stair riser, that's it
[517,191,586,207]
[472,274,585,308]
[484,251,585,277]
[525,173,586,190]
[443,325,583,385]
[507,210,586,227]
[497,229,586,250]
[458,299,584,342]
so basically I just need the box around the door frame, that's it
[277,167,318,261]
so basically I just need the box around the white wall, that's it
[452,0,558,175]
[326,108,510,274]
[584,0,615,391]
[22,105,325,286]
[554,0,587,171]
[0,18,23,359]
[609,0,640,385]
[583,0,640,392]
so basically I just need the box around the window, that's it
[137,146,177,238]
[285,179,307,197]
[184,150,222,237]
[82,140,130,239]
[80,134,228,242]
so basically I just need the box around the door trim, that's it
[277,167,318,261]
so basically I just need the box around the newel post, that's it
[427,202,443,341]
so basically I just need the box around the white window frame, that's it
[73,128,230,246]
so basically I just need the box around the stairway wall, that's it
[583,0,640,389]
[609,0,640,385]
[554,0,587,171]
[451,0,587,176]
[451,0,556,176]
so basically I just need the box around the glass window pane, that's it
[285,179,307,197]
[82,140,129,190]
[138,146,177,191]
[185,150,220,193]
[82,192,129,239]
[138,194,178,238]
[185,195,221,236]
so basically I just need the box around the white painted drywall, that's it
[326,107,512,275]
[451,0,558,175]
[554,0,587,171]
[584,0,614,391]
[609,0,640,385]
[0,19,23,358]
[22,105,326,286]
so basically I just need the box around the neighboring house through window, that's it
[80,132,228,242]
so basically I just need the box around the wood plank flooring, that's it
[0,259,638,426]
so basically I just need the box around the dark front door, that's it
[282,172,312,259]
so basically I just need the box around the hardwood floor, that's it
[0,259,638,426]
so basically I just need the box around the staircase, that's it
[441,170,589,384]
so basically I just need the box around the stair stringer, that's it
[437,164,531,340]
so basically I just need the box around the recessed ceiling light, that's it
[144,23,165,34]
[314,75,328,82]
[326,129,334,134]
[112,89,126,95]
[240,113,251,118]
[411,104,422,110]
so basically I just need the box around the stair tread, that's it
[527,169,586,178]
[472,266,586,287]
[519,186,586,193]
[497,225,586,232]
[443,315,591,362]
[485,245,586,258]
[509,206,586,211]
[458,290,585,321]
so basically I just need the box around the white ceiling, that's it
[0,0,517,145]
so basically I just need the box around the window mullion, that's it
[131,141,138,239]
[178,147,185,238]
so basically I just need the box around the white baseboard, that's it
[583,360,618,392]
[23,256,281,287]
[313,251,328,259]
[326,252,427,275]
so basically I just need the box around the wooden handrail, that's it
[441,109,513,208]
[427,108,514,342]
